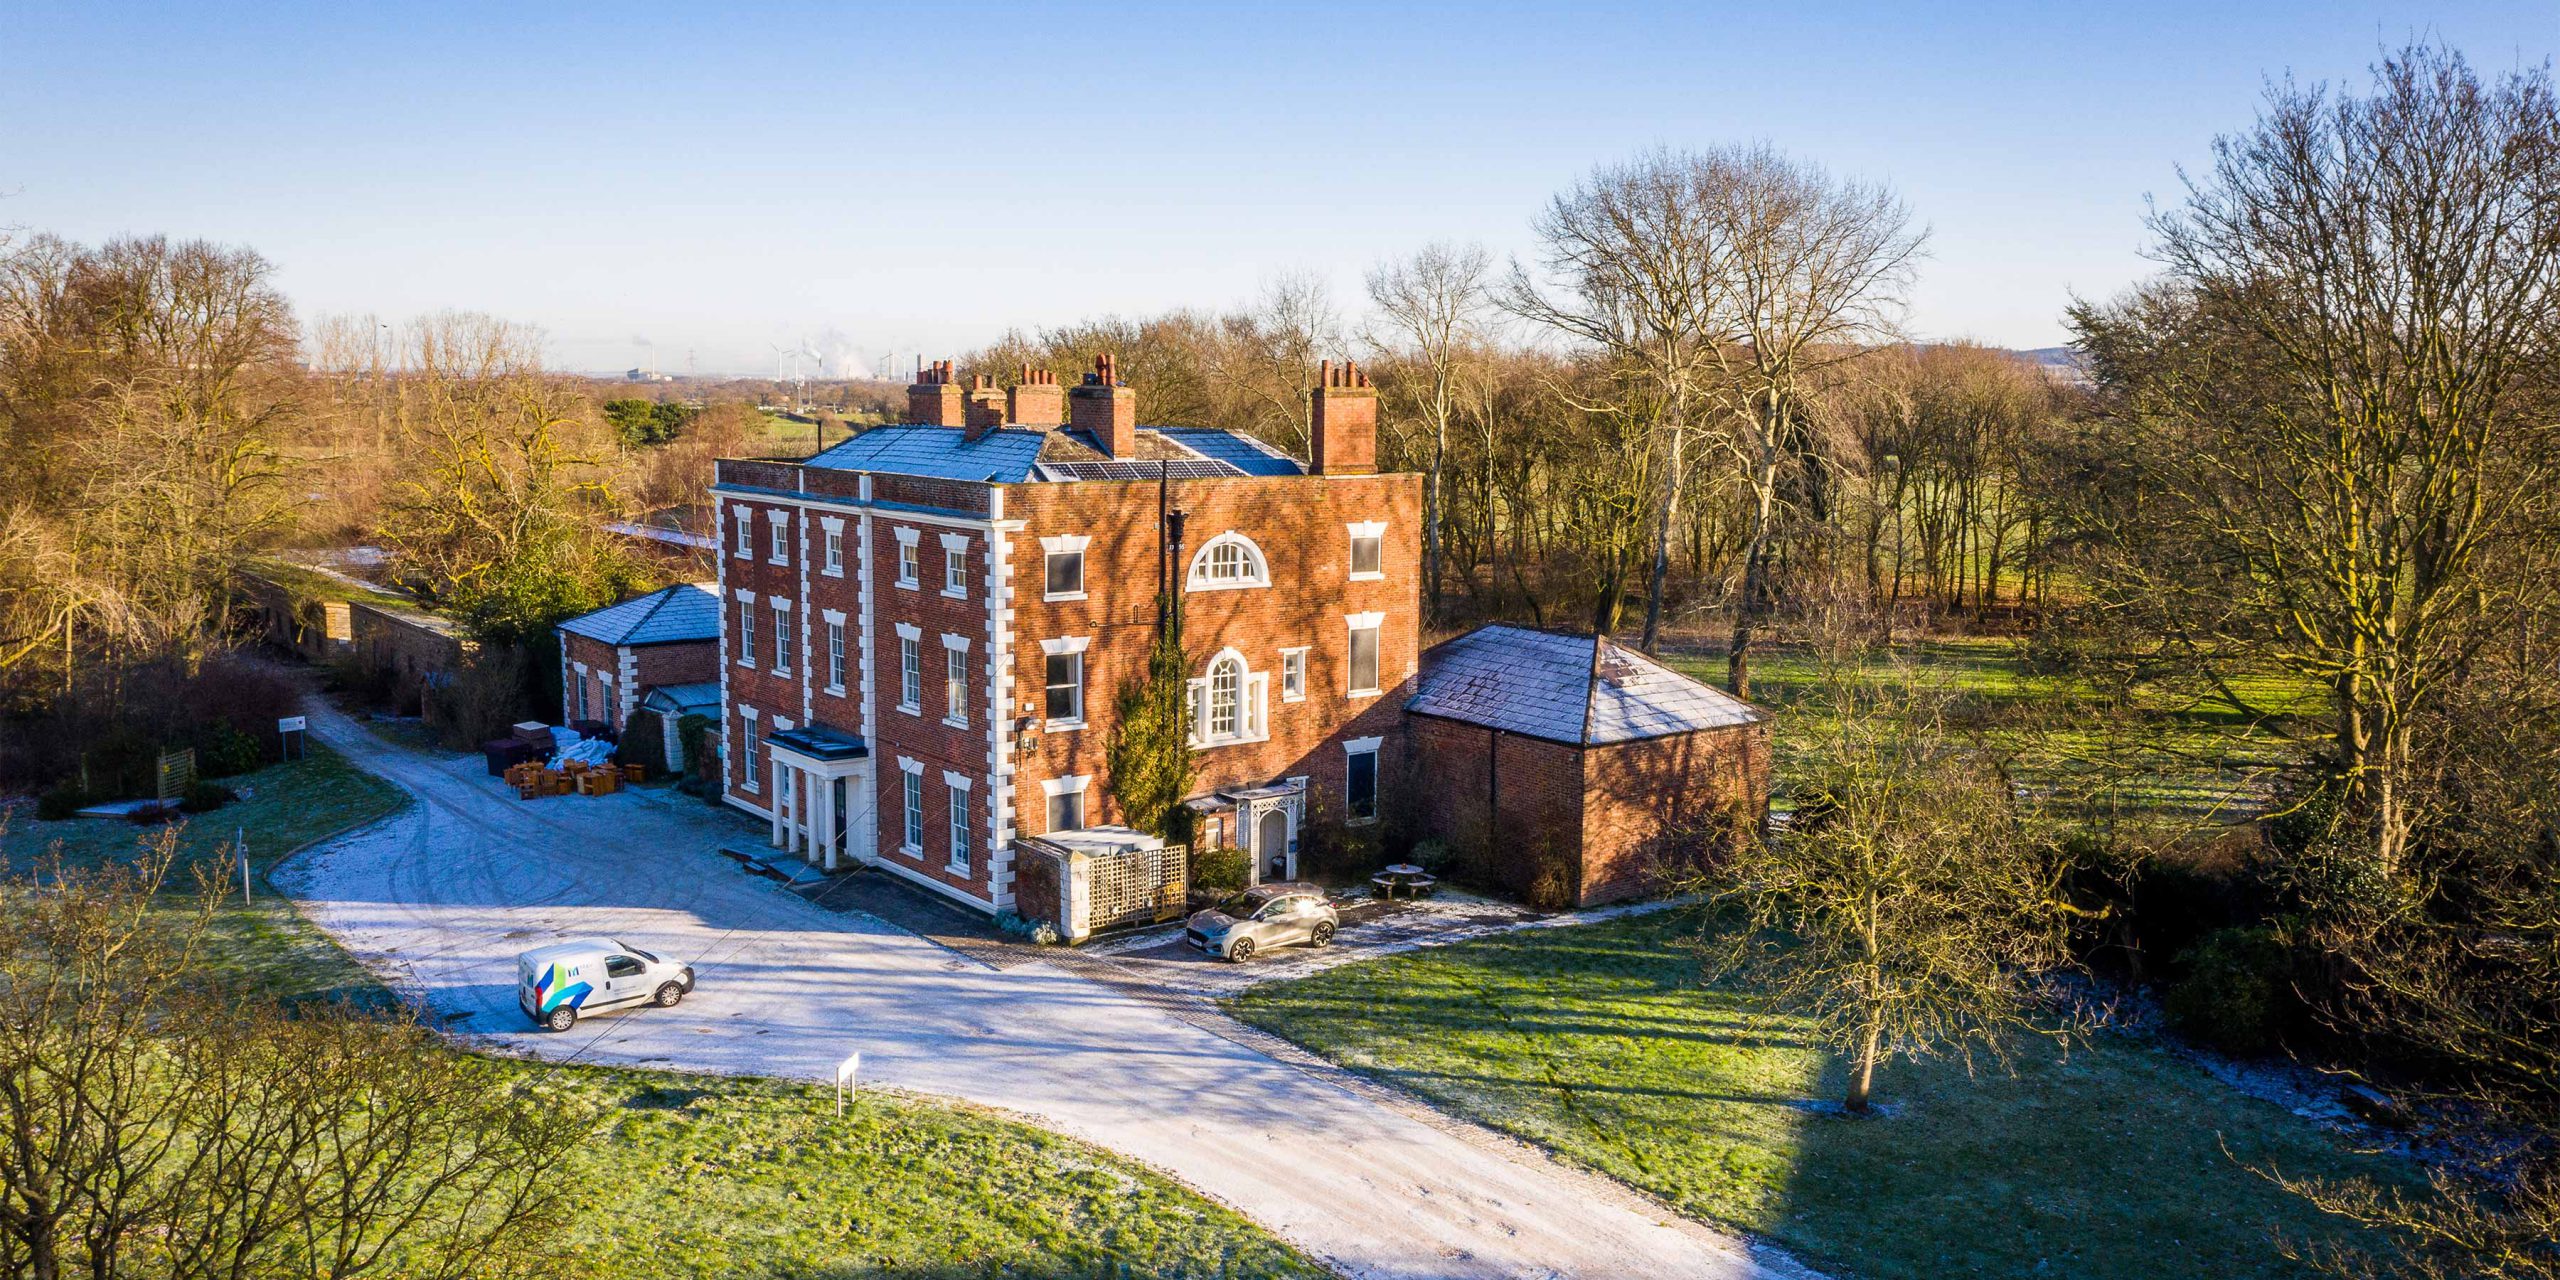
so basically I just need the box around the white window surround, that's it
[1344,735,1384,824]
[822,610,848,693]
[735,596,757,668]
[1040,533,1091,601]
[1041,636,1090,729]
[1186,531,1271,591]
[769,600,794,676]
[1346,519,1388,581]
[1345,611,1385,697]
[896,758,925,857]
[941,638,970,729]
[1042,773,1090,833]
[943,771,975,874]
[767,510,790,565]
[732,505,753,557]
[737,706,761,792]
[893,526,921,588]
[1281,646,1309,702]
[939,532,970,598]
[820,516,846,576]
[894,623,923,714]
[1186,646,1270,748]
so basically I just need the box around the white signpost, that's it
[834,1051,861,1116]
[277,715,308,761]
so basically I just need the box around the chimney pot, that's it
[1310,355,1377,475]
[908,357,965,427]
[1068,352,1138,456]
[1008,362,1065,428]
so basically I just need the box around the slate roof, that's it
[1407,624,1767,746]
[639,681,720,714]
[556,583,721,647]
[800,424,1306,485]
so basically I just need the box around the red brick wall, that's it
[1577,721,1772,906]
[720,495,806,807]
[1005,470,1423,837]
[632,641,717,690]
[560,633,618,726]
[1405,715,1588,901]
[866,514,991,901]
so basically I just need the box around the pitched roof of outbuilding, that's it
[556,583,720,647]
[1406,624,1767,746]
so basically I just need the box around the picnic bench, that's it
[1371,864,1438,900]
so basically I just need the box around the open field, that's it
[1230,908,2417,1280]
[551,1066,1326,1279]
[4,740,409,1001]
[1657,635,2319,824]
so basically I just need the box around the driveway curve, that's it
[274,699,1780,1280]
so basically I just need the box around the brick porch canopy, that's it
[1404,625,1773,907]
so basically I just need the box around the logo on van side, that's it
[534,962,591,1014]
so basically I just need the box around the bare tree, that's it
[1366,243,1494,624]
[0,839,584,1280]
[2070,46,2560,882]
[1511,148,1920,673]
[1697,148,1922,696]
[1694,640,2080,1114]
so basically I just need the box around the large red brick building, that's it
[712,357,1420,913]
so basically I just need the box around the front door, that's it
[1257,808,1292,883]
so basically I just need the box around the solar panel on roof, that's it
[1040,459,1242,481]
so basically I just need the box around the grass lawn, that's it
[552,1066,1324,1279]
[1658,636,2318,825]
[1230,909,2415,1280]
[3,740,410,1001]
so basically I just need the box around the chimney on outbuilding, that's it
[1007,364,1064,428]
[1309,359,1377,475]
[963,373,1006,439]
[1068,352,1137,457]
[908,360,965,427]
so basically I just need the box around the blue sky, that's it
[5,2,2554,373]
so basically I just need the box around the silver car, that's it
[1185,883,1338,962]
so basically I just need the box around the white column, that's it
[769,775,786,848]
[815,773,837,871]
[788,768,808,855]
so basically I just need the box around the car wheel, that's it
[1310,921,1336,947]
[1228,938,1255,963]
[543,1005,576,1033]
[653,982,684,1008]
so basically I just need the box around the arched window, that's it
[1186,532,1270,590]
[1187,647,1268,747]
[1208,653,1243,739]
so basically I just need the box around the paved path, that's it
[274,699,1785,1280]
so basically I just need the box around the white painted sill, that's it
[1043,717,1086,734]
[1043,590,1087,603]
[943,716,969,730]
[1349,571,1385,583]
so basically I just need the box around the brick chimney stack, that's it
[908,360,964,427]
[1007,364,1064,428]
[1068,352,1137,457]
[963,373,1006,439]
[1310,358,1377,475]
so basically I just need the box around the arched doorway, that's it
[1257,809,1291,883]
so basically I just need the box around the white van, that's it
[516,937,694,1032]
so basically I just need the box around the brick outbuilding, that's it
[1405,625,1771,907]
[555,583,722,734]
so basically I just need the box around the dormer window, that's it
[1186,532,1270,591]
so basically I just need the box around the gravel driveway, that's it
[274,699,1783,1280]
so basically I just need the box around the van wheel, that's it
[543,1006,576,1033]
[1310,921,1336,947]
[1227,939,1255,963]
[653,982,684,1008]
